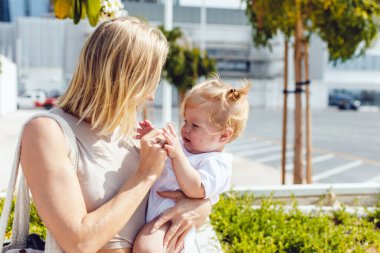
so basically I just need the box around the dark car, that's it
[42,97,59,109]
[329,94,361,110]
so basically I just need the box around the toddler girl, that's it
[133,77,251,253]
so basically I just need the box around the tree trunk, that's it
[179,89,186,106]
[293,0,304,184]
[304,40,313,184]
[177,89,187,127]
[281,40,289,185]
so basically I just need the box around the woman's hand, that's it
[139,128,167,179]
[150,191,212,252]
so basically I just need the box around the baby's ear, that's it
[220,127,233,143]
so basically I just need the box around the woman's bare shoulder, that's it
[21,116,68,168]
[22,116,66,143]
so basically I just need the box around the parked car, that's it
[17,90,47,109]
[17,90,59,110]
[329,93,361,110]
[42,90,61,109]
[42,97,59,109]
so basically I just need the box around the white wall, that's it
[19,67,64,94]
[0,55,17,116]
[16,17,66,68]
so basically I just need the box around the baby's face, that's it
[181,107,224,154]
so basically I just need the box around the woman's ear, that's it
[219,127,233,143]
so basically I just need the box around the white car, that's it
[17,90,47,109]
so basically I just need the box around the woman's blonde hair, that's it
[181,76,251,142]
[58,17,168,138]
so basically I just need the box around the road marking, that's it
[285,154,335,171]
[239,144,292,157]
[255,150,302,163]
[255,151,294,163]
[227,141,273,152]
[313,147,380,167]
[313,160,363,182]
[312,154,336,163]
[365,173,380,183]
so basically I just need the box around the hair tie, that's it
[228,88,240,101]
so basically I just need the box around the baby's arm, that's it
[163,124,205,199]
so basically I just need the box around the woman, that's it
[20,17,211,253]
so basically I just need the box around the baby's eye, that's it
[192,124,199,128]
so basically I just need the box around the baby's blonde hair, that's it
[58,17,168,138]
[181,76,251,142]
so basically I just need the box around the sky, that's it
[179,0,246,9]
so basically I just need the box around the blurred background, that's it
[0,0,379,188]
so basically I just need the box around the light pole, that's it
[162,0,173,124]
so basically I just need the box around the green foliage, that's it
[308,0,380,62]
[0,198,46,240]
[210,191,380,253]
[245,0,295,49]
[158,26,216,93]
[86,0,102,27]
[53,0,124,27]
[245,0,380,62]
[367,208,380,230]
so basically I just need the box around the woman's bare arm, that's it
[21,117,166,253]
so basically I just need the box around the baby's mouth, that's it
[183,137,191,143]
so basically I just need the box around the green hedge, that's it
[0,198,46,239]
[2,194,380,252]
[210,192,380,253]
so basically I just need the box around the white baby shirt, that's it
[146,143,233,223]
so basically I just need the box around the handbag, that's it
[0,111,79,253]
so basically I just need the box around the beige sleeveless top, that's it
[51,108,147,249]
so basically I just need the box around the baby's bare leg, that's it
[133,218,169,253]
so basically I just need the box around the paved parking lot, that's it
[226,136,380,184]
[232,107,380,184]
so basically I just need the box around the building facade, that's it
[0,0,51,22]
[0,1,379,108]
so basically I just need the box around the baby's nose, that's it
[183,126,190,133]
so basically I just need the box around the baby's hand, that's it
[163,123,182,159]
[134,120,155,139]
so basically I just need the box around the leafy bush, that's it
[210,192,380,253]
[0,198,46,240]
